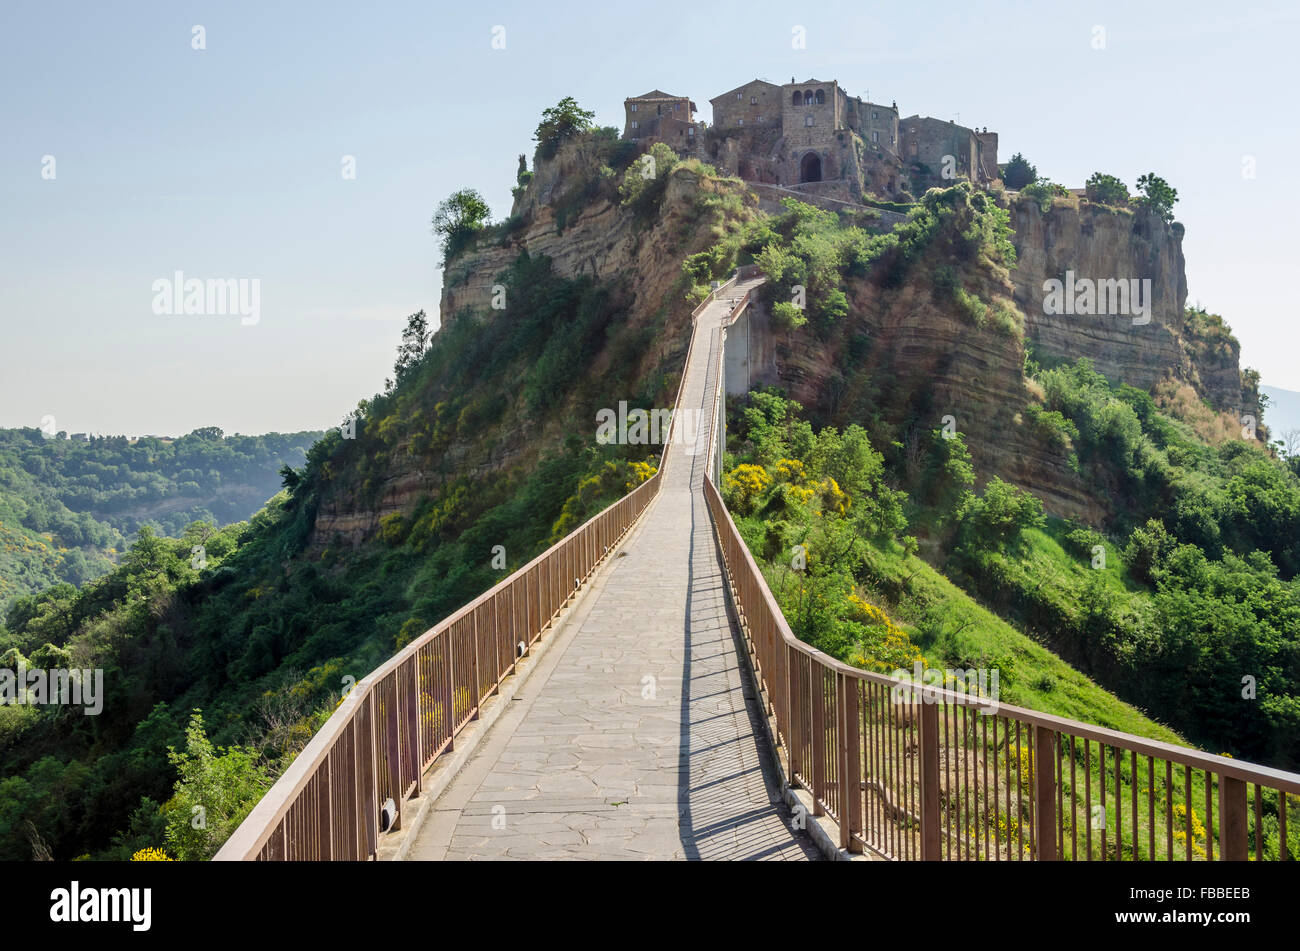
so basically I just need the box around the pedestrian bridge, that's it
[217,272,1300,862]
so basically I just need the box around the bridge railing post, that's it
[1219,774,1248,860]
[919,699,941,860]
[839,672,863,852]
[810,664,826,816]
[1034,725,1058,860]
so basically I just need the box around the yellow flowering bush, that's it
[624,460,657,490]
[723,464,772,515]
[1172,803,1206,856]
[773,458,806,483]
[845,593,922,672]
[131,847,173,861]
[819,477,850,515]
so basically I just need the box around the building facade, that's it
[625,76,998,201]
[623,90,701,155]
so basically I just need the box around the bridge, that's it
[217,271,1300,862]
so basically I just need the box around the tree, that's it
[534,97,596,159]
[1084,172,1129,206]
[163,711,271,860]
[394,309,430,383]
[431,189,491,264]
[1001,152,1037,190]
[1135,172,1178,223]
[954,477,1045,552]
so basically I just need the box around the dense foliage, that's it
[0,234,691,859]
[1001,152,1037,190]
[0,427,318,606]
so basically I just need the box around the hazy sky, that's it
[3,0,1297,436]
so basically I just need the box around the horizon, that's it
[3,0,1298,436]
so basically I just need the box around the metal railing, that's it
[215,273,739,860]
[702,289,1300,861]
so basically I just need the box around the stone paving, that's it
[406,279,817,860]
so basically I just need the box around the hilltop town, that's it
[624,77,998,204]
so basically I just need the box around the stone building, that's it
[709,79,782,131]
[897,116,998,185]
[623,90,701,156]
[626,76,998,202]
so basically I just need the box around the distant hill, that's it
[1264,385,1300,440]
[0,427,321,605]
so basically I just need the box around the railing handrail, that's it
[702,475,1300,795]
[702,284,1300,859]
[217,269,749,861]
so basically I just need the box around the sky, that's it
[2,0,1298,437]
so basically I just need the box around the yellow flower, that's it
[773,458,806,483]
[131,847,173,861]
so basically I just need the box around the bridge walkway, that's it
[405,276,817,860]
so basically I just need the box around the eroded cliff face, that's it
[753,192,1259,524]
[1008,197,1254,414]
[771,260,1109,523]
[312,143,755,547]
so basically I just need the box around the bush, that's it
[1001,153,1037,190]
[1021,179,1066,213]
[955,477,1046,552]
[163,711,272,861]
[1084,172,1129,207]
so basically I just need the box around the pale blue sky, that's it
[2,0,1297,436]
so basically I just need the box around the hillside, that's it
[2,107,1295,862]
[0,428,320,606]
[0,121,759,860]
[705,185,1299,769]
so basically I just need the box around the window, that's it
[688,126,694,136]
[872,131,879,143]
[738,118,744,126]
[815,89,825,105]
[804,115,814,126]
[792,91,802,106]
[751,96,757,104]
[871,111,878,119]
[736,92,742,100]
[630,104,638,112]
[630,120,639,129]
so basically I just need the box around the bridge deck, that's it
[405,278,816,860]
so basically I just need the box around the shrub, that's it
[955,477,1046,552]
[163,711,272,861]
[1084,172,1129,207]
[1001,152,1037,190]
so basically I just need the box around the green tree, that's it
[1084,172,1130,206]
[431,189,491,264]
[535,96,596,160]
[394,310,431,384]
[1001,152,1037,190]
[954,476,1046,552]
[163,711,271,861]
[1135,172,1178,223]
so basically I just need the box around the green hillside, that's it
[0,427,321,607]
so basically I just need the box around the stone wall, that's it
[846,99,899,154]
[899,116,979,184]
[710,79,782,131]
[624,94,693,141]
